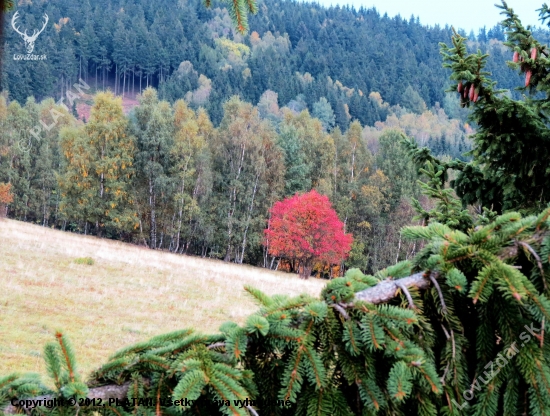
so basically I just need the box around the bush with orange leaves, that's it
[0,182,13,217]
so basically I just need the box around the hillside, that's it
[0,218,325,378]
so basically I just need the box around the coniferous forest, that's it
[2,0,550,414]
[0,0,538,128]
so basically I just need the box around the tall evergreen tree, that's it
[436,3,550,213]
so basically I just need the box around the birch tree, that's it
[134,88,175,248]
[59,91,137,235]
[171,100,213,253]
[212,97,284,263]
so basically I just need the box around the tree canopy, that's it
[434,3,550,213]
[264,190,353,278]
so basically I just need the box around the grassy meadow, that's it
[0,218,325,379]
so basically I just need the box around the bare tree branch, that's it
[354,272,433,304]
[331,303,350,320]
[207,342,226,350]
[246,405,260,415]
[428,273,447,313]
[518,241,546,290]
[395,280,416,309]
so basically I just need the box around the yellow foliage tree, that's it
[58,92,137,235]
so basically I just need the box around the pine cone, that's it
[531,48,537,60]
[525,70,532,87]
[463,85,469,99]
[513,51,519,63]
[473,87,480,102]
[469,84,475,101]
[457,81,463,93]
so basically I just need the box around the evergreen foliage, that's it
[0,0,529,129]
[432,2,550,213]
[2,199,550,414]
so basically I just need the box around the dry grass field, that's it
[0,218,326,380]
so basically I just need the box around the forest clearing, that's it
[0,218,324,378]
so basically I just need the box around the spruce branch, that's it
[3,209,550,415]
[354,272,433,304]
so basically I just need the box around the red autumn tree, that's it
[0,182,13,217]
[264,190,353,279]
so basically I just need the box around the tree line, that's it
[0,84,470,275]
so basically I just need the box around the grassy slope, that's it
[0,219,325,379]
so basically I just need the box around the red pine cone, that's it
[469,84,475,101]
[473,87,480,102]
[531,48,537,60]
[457,81,463,93]
[525,70,532,87]
[463,85,469,99]
[513,51,519,63]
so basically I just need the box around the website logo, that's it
[11,11,48,60]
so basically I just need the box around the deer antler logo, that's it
[11,11,49,54]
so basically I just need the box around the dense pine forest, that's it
[0,1,548,275]
[0,0,538,128]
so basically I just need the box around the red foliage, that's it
[264,190,353,278]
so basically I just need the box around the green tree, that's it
[133,87,175,248]
[276,124,311,196]
[312,97,335,132]
[280,109,335,196]
[401,85,428,114]
[437,4,550,213]
[376,129,419,210]
[59,91,137,235]
[171,100,213,254]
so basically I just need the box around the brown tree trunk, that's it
[300,259,313,279]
